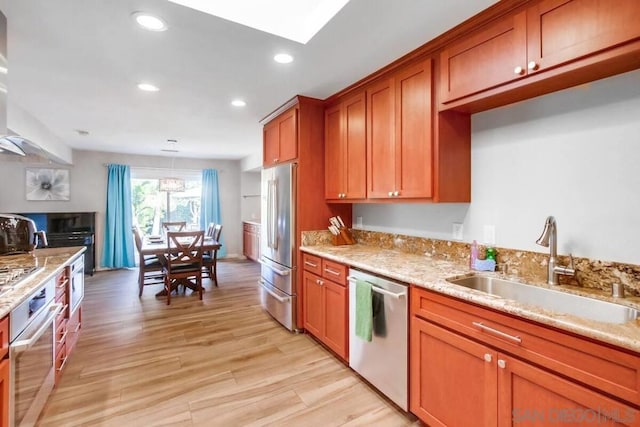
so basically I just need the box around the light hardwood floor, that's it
[37,260,416,426]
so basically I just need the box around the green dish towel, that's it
[355,279,373,342]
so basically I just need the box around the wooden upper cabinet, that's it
[440,11,527,103]
[395,60,433,199]
[325,92,366,201]
[527,0,640,73]
[367,77,396,199]
[263,107,298,167]
[441,0,640,108]
[368,58,433,199]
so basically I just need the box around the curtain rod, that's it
[102,164,224,173]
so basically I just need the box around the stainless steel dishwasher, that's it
[348,268,408,410]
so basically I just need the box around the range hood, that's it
[0,9,49,158]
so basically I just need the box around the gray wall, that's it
[240,170,261,222]
[354,69,640,265]
[0,150,242,268]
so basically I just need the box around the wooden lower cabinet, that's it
[0,358,8,427]
[410,287,640,426]
[411,316,497,427]
[54,265,82,386]
[242,222,260,262]
[302,254,348,361]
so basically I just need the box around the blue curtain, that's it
[201,169,226,257]
[101,164,135,268]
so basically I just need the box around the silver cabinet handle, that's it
[514,65,525,75]
[259,281,290,303]
[388,191,393,197]
[527,61,539,71]
[304,261,318,268]
[393,191,399,197]
[56,329,68,345]
[483,353,492,363]
[57,355,69,372]
[472,321,522,344]
[498,359,506,369]
[324,268,341,277]
[12,303,63,353]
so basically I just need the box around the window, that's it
[131,169,201,235]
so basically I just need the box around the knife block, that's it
[332,228,356,246]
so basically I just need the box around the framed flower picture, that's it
[26,168,70,201]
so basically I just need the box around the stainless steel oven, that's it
[9,278,62,426]
[69,255,85,315]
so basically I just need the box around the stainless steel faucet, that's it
[535,216,575,285]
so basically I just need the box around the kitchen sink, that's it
[446,275,638,324]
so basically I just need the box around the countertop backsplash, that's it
[301,229,640,297]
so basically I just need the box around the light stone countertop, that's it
[0,247,87,319]
[300,244,640,354]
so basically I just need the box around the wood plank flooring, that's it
[37,260,416,426]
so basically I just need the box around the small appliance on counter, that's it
[0,214,48,255]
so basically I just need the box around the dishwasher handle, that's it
[11,303,63,354]
[347,276,406,299]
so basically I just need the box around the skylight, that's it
[166,0,350,44]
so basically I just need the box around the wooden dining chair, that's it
[162,230,205,305]
[162,221,187,232]
[202,224,223,287]
[133,226,163,297]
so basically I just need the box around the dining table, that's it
[140,235,221,296]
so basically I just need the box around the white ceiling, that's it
[1,0,496,160]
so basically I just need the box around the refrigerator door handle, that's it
[266,179,273,249]
[270,179,278,250]
[258,258,290,276]
[260,280,290,303]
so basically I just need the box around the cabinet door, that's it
[343,92,366,199]
[278,108,297,163]
[324,103,343,199]
[395,59,433,198]
[0,358,8,427]
[499,354,639,427]
[323,280,348,360]
[302,271,324,338]
[527,0,640,74]
[243,229,251,258]
[440,11,527,103]
[263,120,280,167]
[410,316,497,427]
[367,77,396,198]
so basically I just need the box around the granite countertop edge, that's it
[0,247,87,319]
[300,244,640,354]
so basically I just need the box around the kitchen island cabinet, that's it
[302,253,348,361]
[0,315,7,427]
[410,286,640,426]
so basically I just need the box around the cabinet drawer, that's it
[55,343,66,386]
[0,316,8,360]
[55,318,67,354]
[55,271,68,300]
[411,286,640,406]
[322,260,347,286]
[302,253,322,275]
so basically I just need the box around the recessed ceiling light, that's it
[75,129,90,136]
[231,99,246,107]
[132,12,168,31]
[137,83,159,92]
[166,139,178,144]
[274,53,294,64]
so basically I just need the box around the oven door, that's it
[10,302,62,427]
[69,255,85,315]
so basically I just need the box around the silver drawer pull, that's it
[472,321,522,344]
[57,355,69,372]
[304,261,318,268]
[324,268,341,276]
[258,258,290,276]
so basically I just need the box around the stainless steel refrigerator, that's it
[260,162,298,331]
